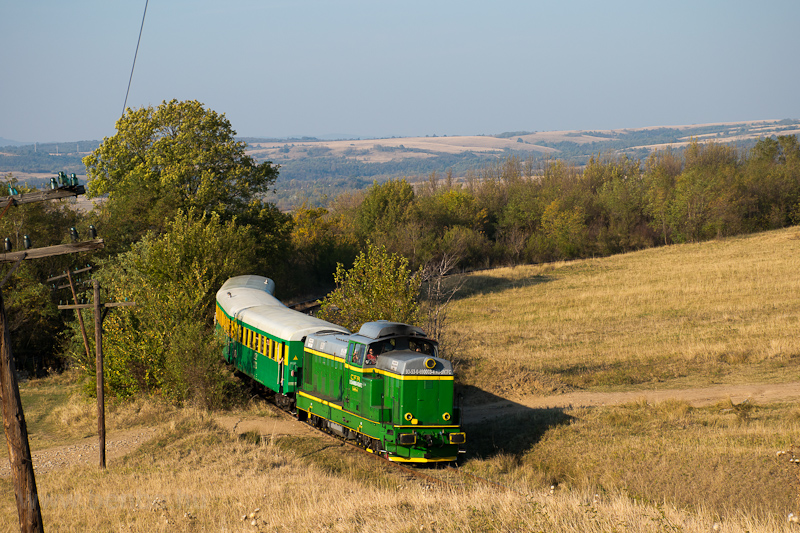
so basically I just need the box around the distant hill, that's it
[0,137,30,147]
[248,119,800,168]
[244,119,800,209]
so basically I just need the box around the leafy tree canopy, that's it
[316,242,422,332]
[355,179,415,239]
[83,99,279,245]
[75,208,257,406]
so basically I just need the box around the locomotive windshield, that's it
[370,338,436,357]
[348,337,438,367]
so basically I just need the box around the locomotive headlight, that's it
[398,433,416,445]
[404,412,413,422]
[424,358,436,369]
[442,412,451,421]
[449,433,466,445]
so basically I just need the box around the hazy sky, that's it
[2,1,799,143]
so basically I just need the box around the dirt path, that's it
[0,415,318,478]
[464,381,800,424]
[0,426,159,477]
[3,381,798,476]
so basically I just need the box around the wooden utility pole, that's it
[93,280,104,469]
[0,185,85,209]
[0,290,42,532]
[0,293,44,533]
[0,239,104,262]
[46,267,93,364]
[57,287,134,469]
[0,179,88,533]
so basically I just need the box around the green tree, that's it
[644,149,682,245]
[290,202,358,291]
[76,209,258,406]
[316,242,422,332]
[0,174,84,374]
[740,136,800,229]
[83,99,279,247]
[530,199,588,260]
[354,179,415,241]
[669,141,740,242]
[591,155,650,253]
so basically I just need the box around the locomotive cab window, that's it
[372,339,395,355]
[408,339,436,356]
[347,342,366,366]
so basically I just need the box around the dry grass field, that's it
[450,226,800,397]
[1,407,797,532]
[2,227,800,531]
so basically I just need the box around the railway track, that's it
[253,390,505,493]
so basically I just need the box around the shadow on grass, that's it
[460,385,572,459]
[452,273,553,301]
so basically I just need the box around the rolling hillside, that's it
[244,118,800,208]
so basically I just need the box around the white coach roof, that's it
[216,275,349,341]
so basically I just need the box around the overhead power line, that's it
[122,0,150,116]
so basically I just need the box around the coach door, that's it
[277,342,285,393]
[343,341,365,413]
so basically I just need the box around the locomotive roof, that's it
[356,321,428,340]
[217,275,350,342]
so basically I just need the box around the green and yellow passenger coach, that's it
[215,275,465,463]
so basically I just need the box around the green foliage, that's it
[290,202,358,291]
[354,178,415,240]
[317,135,800,270]
[0,175,84,373]
[77,210,255,407]
[644,149,681,245]
[669,141,740,242]
[740,136,800,229]
[591,156,651,253]
[316,242,422,332]
[83,99,279,247]
[533,199,588,260]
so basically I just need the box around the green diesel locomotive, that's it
[215,275,465,463]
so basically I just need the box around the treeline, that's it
[290,136,800,283]
[275,151,498,183]
[271,152,502,210]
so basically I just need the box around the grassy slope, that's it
[2,228,800,531]
[450,226,800,397]
[448,226,800,522]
